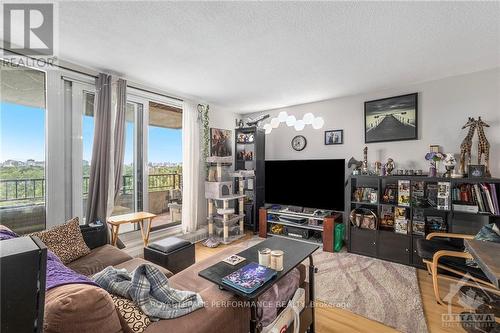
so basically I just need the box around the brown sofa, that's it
[43,230,311,333]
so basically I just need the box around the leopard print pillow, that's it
[31,217,90,264]
[111,295,150,333]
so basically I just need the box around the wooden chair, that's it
[416,232,500,306]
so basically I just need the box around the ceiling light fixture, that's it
[264,113,324,134]
[286,115,297,127]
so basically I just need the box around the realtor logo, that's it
[3,3,53,55]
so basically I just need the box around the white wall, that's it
[248,68,500,177]
[196,106,239,228]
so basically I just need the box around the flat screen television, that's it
[265,159,345,211]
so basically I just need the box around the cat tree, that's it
[205,156,246,244]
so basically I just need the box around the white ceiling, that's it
[57,1,500,113]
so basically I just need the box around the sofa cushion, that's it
[31,218,90,264]
[44,283,123,333]
[68,244,132,276]
[111,294,150,333]
[114,257,174,278]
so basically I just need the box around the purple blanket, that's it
[0,229,98,291]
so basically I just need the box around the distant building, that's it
[26,159,35,167]
[3,159,22,167]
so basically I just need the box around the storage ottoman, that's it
[143,237,195,274]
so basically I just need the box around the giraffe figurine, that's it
[459,117,476,175]
[475,117,491,177]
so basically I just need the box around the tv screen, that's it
[265,159,345,211]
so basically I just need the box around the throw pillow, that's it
[31,217,91,264]
[111,294,150,333]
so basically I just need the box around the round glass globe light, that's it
[286,115,296,127]
[303,113,315,125]
[263,123,273,134]
[270,117,280,128]
[294,119,305,131]
[312,117,324,129]
[278,111,288,123]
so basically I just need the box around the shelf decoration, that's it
[263,111,324,134]
[425,151,445,177]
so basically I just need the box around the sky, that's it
[1,102,45,161]
[1,102,182,164]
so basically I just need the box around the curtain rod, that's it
[1,48,183,102]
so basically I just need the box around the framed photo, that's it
[210,128,232,157]
[364,93,418,143]
[468,165,486,178]
[324,129,343,145]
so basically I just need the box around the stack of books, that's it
[452,183,499,215]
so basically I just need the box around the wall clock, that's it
[291,135,307,151]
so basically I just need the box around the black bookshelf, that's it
[346,175,500,268]
[234,126,265,233]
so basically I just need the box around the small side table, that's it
[107,212,156,247]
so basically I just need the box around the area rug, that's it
[313,250,428,333]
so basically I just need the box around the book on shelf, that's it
[398,180,410,207]
[426,184,438,208]
[382,184,398,204]
[412,220,426,236]
[412,208,425,236]
[480,183,496,214]
[379,205,395,230]
[426,216,447,233]
[394,207,408,234]
[454,183,498,215]
[411,181,426,207]
[437,182,451,210]
[353,187,377,203]
[452,202,479,213]
[491,184,500,215]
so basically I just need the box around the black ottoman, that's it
[144,237,195,274]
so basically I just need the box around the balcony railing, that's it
[0,173,182,204]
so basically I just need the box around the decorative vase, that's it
[428,162,436,177]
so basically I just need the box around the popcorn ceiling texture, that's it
[58,2,500,112]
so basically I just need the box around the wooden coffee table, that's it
[107,212,156,247]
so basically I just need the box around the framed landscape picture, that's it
[364,93,418,143]
[325,129,343,145]
[210,128,232,157]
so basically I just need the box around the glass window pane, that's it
[0,62,46,234]
[114,101,143,233]
[82,92,94,218]
[147,102,182,230]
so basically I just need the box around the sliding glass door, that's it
[113,101,144,233]
[70,84,182,233]
[147,101,182,230]
[0,62,47,234]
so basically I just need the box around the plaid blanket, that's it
[92,264,204,320]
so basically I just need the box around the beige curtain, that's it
[181,101,201,233]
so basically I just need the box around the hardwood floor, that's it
[194,233,467,333]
